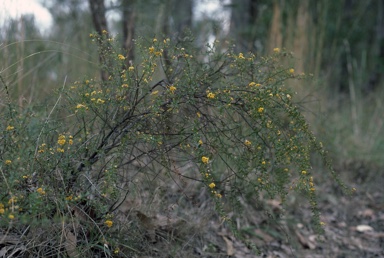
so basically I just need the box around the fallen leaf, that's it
[358,209,375,219]
[222,236,235,256]
[356,225,374,232]
[136,211,156,230]
[267,199,282,209]
[136,211,157,242]
[64,228,78,258]
[254,229,274,243]
[365,231,384,238]
[296,231,316,249]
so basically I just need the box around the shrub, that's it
[0,33,353,256]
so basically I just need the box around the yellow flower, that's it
[151,90,159,96]
[122,83,128,88]
[209,182,215,189]
[238,53,245,59]
[169,85,176,93]
[36,188,46,195]
[5,160,12,165]
[8,197,17,204]
[96,98,105,104]
[0,208,4,214]
[118,54,125,60]
[153,38,157,43]
[68,136,73,145]
[197,112,201,118]
[207,92,215,99]
[57,135,66,145]
[102,29,108,34]
[104,220,113,228]
[255,83,261,87]
[215,193,222,198]
[244,140,251,146]
[128,66,134,71]
[8,214,14,220]
[76,104,86,109]
[248,82,256,87]
[155,51,162,57]
[57,148,65,153]
[273,48,280,53]
[6,125,14,131]
[201,156,209,164]
[258,107,264,113]
[198,139,203,145]
[149,46,155,53]
[289,68,295,74]
[301,170,307,175]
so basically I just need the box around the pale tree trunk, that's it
[268,0,283,53]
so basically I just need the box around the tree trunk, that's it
[173,0,193,35]
[89,0,109,81]
[366,0,384,93]
[122,0,136,65]
[229,0,259,52]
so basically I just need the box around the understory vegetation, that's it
[0,32,356,257]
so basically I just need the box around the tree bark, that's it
[122,0,136,65]
[229,0,259,52]
[89,0,109,81]
[173,0,193,35]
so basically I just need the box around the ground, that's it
[1,160,382,257]
[131,159,384,258]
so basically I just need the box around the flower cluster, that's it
[104,220,113,228]
[207,92,215,99]
[36,187,46,195]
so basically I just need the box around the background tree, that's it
[89,0,109,81]
[121,0,136,63]
[229,0,259,51]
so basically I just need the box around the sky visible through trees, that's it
[1,0,230,37]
